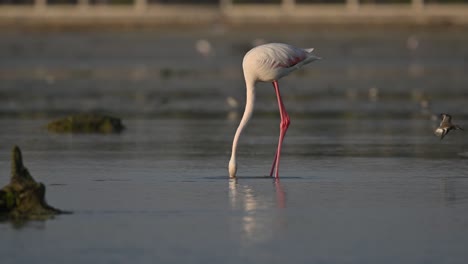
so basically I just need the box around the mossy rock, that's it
[47,114,125,134]
[0,146,67,221]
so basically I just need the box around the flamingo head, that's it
[228,159,237,178]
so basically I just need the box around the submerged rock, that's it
[0,146,66,221]
[47,114,125,134]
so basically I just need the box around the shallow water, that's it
[1,118,468,263]
[1,27,468,263]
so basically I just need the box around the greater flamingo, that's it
[229,43,320,178]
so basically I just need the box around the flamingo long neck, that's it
[229,79,256,178]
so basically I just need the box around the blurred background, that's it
[2,2,468,263]
[0,0,468,120]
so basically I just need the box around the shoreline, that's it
[1,4,468,31]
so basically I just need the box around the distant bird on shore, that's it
[407,35,420,51]
[195,39,213,57]
[228,43,321,178]
[435,113,463,140]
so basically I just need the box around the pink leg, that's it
[269,80,290,178]
[269,151,278,177]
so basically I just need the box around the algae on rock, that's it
[47,114,125,134]
[0,146,66,221]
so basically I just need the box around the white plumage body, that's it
[434,127,446,137]
[242,43,319,82]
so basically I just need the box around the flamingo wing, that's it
[243,43,320,82]
[250,43,311,69]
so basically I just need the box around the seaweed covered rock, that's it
[0,146,66,221]
[47,114,125,134]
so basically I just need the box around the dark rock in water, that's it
[0,146,67,221]
[47,114,125,134]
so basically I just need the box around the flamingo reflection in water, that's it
[228,179,287,244]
